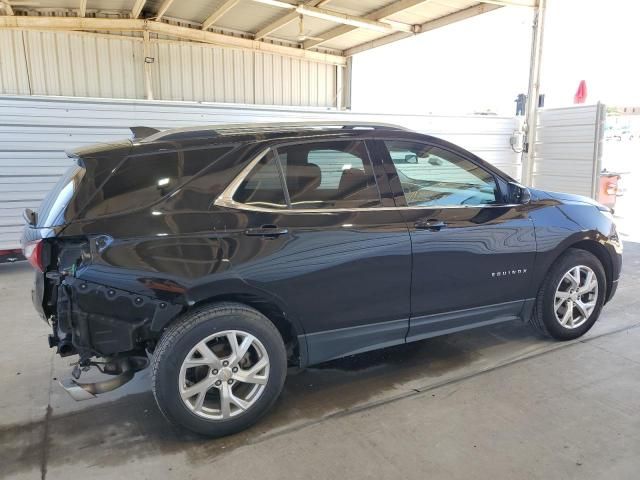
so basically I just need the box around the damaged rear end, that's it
[22,141,175,400]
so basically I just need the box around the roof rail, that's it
[204,121,409,131]
[338,122,409,131]
[141,121,410,142]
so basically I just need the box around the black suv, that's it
[23,122,622,436]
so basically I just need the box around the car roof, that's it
[68,122,414,158]
[67,121,516,184]
[140,121,410,143]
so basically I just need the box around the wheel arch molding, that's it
[177,283,308,367]
[533,231,617,302]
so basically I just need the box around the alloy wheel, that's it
[554,265,599,329]
[178,330,270,420]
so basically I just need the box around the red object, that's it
[0,248,23,263]
[23,240,44,271]
[598,173,621,211]
[574,80,587,104]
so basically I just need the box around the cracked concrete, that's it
[1,242,639,480]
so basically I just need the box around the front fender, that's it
[529,203,622,297]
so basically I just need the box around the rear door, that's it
[223,138,412,365]
[375,138,536,342]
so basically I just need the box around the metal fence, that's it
[532,104,605,198]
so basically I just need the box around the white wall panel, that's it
[0,31,31,95]
[0,95,520,250]
[532,104,605,198]
[0,30,337,108]
[19,31,145,99]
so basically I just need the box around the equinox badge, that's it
[492,269,528,278]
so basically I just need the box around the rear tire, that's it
[530,248,606,340]
[151,302,287,437]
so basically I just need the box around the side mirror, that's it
[508,182,531,204]
[404,154,418,164]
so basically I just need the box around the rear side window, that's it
[84,146,232,217]
[279,141,380,209]
[233,151,287,209]
[230,140,382,210]
[275,141,382,209]
[305,148,367,190]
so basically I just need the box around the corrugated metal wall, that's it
[0,30,337,107]
[0,95,520,250]
[532,104,605,197]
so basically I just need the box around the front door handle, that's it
[244,225,289,238]
[414,219,447,231]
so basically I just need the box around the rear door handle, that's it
[414,219,447,231]
[244,225,289,238]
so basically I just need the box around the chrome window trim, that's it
[214,147,523,214]
[216,146,277,206]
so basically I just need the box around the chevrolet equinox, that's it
[22,122,622,436]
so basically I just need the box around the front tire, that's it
[530,248,606,340]
[151,302,287,437]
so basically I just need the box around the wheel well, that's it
[567,240,613,296]
[190,294,301,366]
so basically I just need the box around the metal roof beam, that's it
[300,5,409,33]
[344,3,502,56]
[202,0,240,30]
[250,0,412,34]
[0,16,347,65]
[416,3,503,33]
[131,0,147,19]
[254,0,329,41]
[254,11,298,40]
[304,0,428,49]
[481,0,537,6]
[0,1,14,15]
[155,0,176,21]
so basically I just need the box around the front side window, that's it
[384,141,498,207]
[276,140,381,209]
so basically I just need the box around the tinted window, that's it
[36,164,85,227]
[85,146,233,217]
[385,141,498,207]
[276,140,381,209]
[233,151,287,208]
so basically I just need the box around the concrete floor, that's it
[1,243,639,480]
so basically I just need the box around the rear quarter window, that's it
[83,146,233,218]
[36,164,85,227]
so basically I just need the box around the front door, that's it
[376,139,537,341]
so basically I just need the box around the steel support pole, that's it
[142,29,154,101]
[342,56,353,110]
[521,0,546,186]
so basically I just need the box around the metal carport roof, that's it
[0,0,536,62]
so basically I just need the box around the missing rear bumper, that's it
[55,277,182,357]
